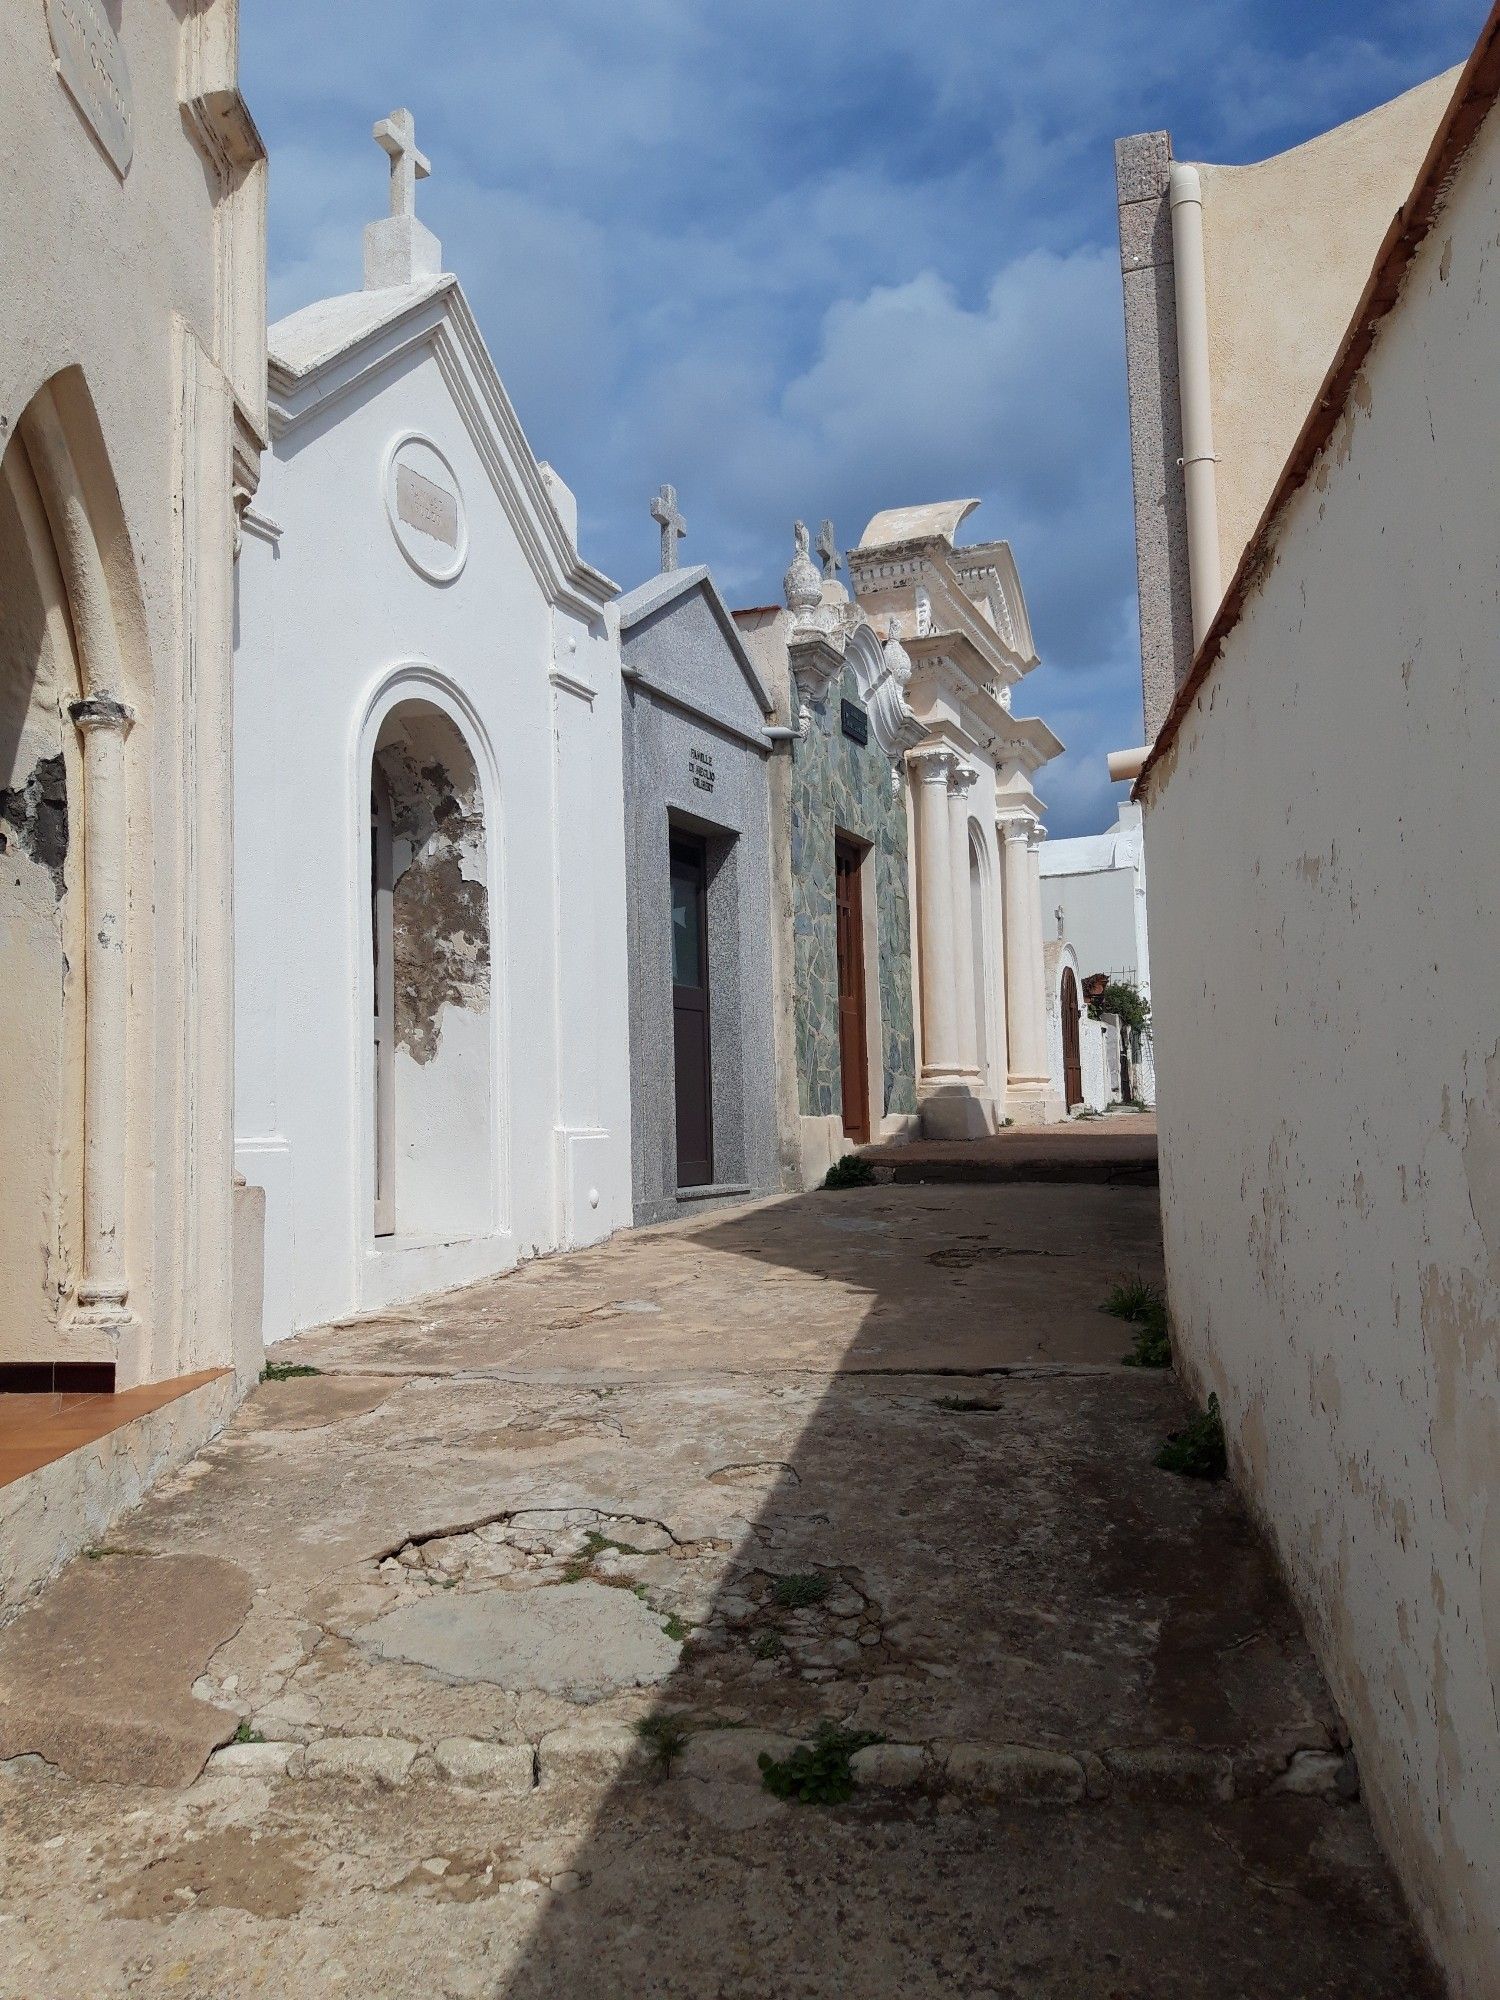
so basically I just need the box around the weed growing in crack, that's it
[771,1572,832,1610]
[758,1722,882,1805]
[822,1155,875,1190]
[661,1612,691,1644]
[1156,1394,1227,1479]
[260,1361,321,1382]
[1104,1279,1171,1368]
[232,1721,265,1745]
[635,1713,691,1774]
[752,1629,785,1660]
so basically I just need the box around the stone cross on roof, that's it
[816,519,842,579]
[650,483,687,573]
[374,108,430,221]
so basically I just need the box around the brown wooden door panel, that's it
[670,836,714,1187]
[834,838,871,1143]
[1061,965,1083,1110]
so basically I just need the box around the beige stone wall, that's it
[1193,68,1456,590]
[1143,104,1500,1999]
[0,2,263,1386]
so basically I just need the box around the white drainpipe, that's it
[1169,163,1222,648]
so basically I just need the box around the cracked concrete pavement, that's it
[0,1182,1440,1996]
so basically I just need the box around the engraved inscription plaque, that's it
[45,0,134,176]
[384,434,467,582]
[397,464,459,549]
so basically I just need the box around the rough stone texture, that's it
[0,1551,249,1786]
[358,1581,681,1697]
[0,1181,1440,1995]
[790,657,917,1123]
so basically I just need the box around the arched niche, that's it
[366,695,496,1243]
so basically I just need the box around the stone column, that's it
[947,765,980,1076]
[1000,813,1048,1089]
[1026,828,1054,1080]
[69,697,134,1331]
[910,747,960,1079]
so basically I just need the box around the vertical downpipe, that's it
[1169,164,1223,649]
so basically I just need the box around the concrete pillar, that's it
[911,748,959,1078]
[1000,813,1048,1086]
[1026,831,1053,1077]
[948,766,980,1076]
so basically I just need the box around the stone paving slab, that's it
[0,1180,1440,1996]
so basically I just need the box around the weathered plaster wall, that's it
[1143,110,1500,1999]
[789,659,918,1132]
[1,2,262,1390]
[1196,69,1456,590]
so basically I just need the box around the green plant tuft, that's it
[232,1720,265,1745]
[771,1572,831,1610]
[635,1713,691,1772]
[1155,1394,1227,1479]
[260,1361,321,1382]
[758,1721,882,1805]
[752,1629,785,1660]
[822,1154,875,1190]
[662,1612,691,1643]
[1104,1278,1172,1368]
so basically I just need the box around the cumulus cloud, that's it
[243,0,1482,832]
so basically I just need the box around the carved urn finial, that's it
[882,615,913,688]
[783,520,823,618]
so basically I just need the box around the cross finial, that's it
[816,519,842,579]
[650,483,687,573]
[374,108,430,222]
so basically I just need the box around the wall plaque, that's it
[384,433,467,583]
[840,698,869,746]
[689,747,716,796]
[46,0,134,176]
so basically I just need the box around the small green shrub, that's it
[822,1154,875,1190]
[260,1361,321,1382]
[1155,1394,1227,1480]
[752,1629,785,1660]
[771,1572,831,1610]
[1089,980,1151,1037]
[232,1720,265,1745]
[759,1722,882,1805]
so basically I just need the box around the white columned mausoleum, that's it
[234,112,632,1342]
[849,502,1065,1129]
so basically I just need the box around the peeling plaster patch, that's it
[0,752,67,895]
[376,741,490,1066]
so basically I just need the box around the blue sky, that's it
[242,0,1481,836]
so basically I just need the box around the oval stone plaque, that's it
[45,0,134,177]
[383,434,467,583]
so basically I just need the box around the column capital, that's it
[69,695,134,733]
[997,808,1036,843]
[950,761,979,799]
[909,745,958,786]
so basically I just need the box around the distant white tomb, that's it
[234,111,632,1340]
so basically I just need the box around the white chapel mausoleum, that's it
[233,113,633,1343]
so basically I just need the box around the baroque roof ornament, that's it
[783,520,823,618]
[882,615,912,689]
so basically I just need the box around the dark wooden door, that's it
[670,836,714,1188]
[834,838,871,1143]
[1061,965,1083,1110]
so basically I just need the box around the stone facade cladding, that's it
[789,660,917,1123]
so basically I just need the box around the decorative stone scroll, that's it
[46,0,134,175]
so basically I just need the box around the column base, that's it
[1004,1078,1066,1127]
[65,1305,147,1388]
[917,1082,994,1141]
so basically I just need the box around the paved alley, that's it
[0,1180,1437,1998]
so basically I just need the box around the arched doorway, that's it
[368,700,494,1241]
[1060,964,1083,1110]
[0,376,138,1382]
